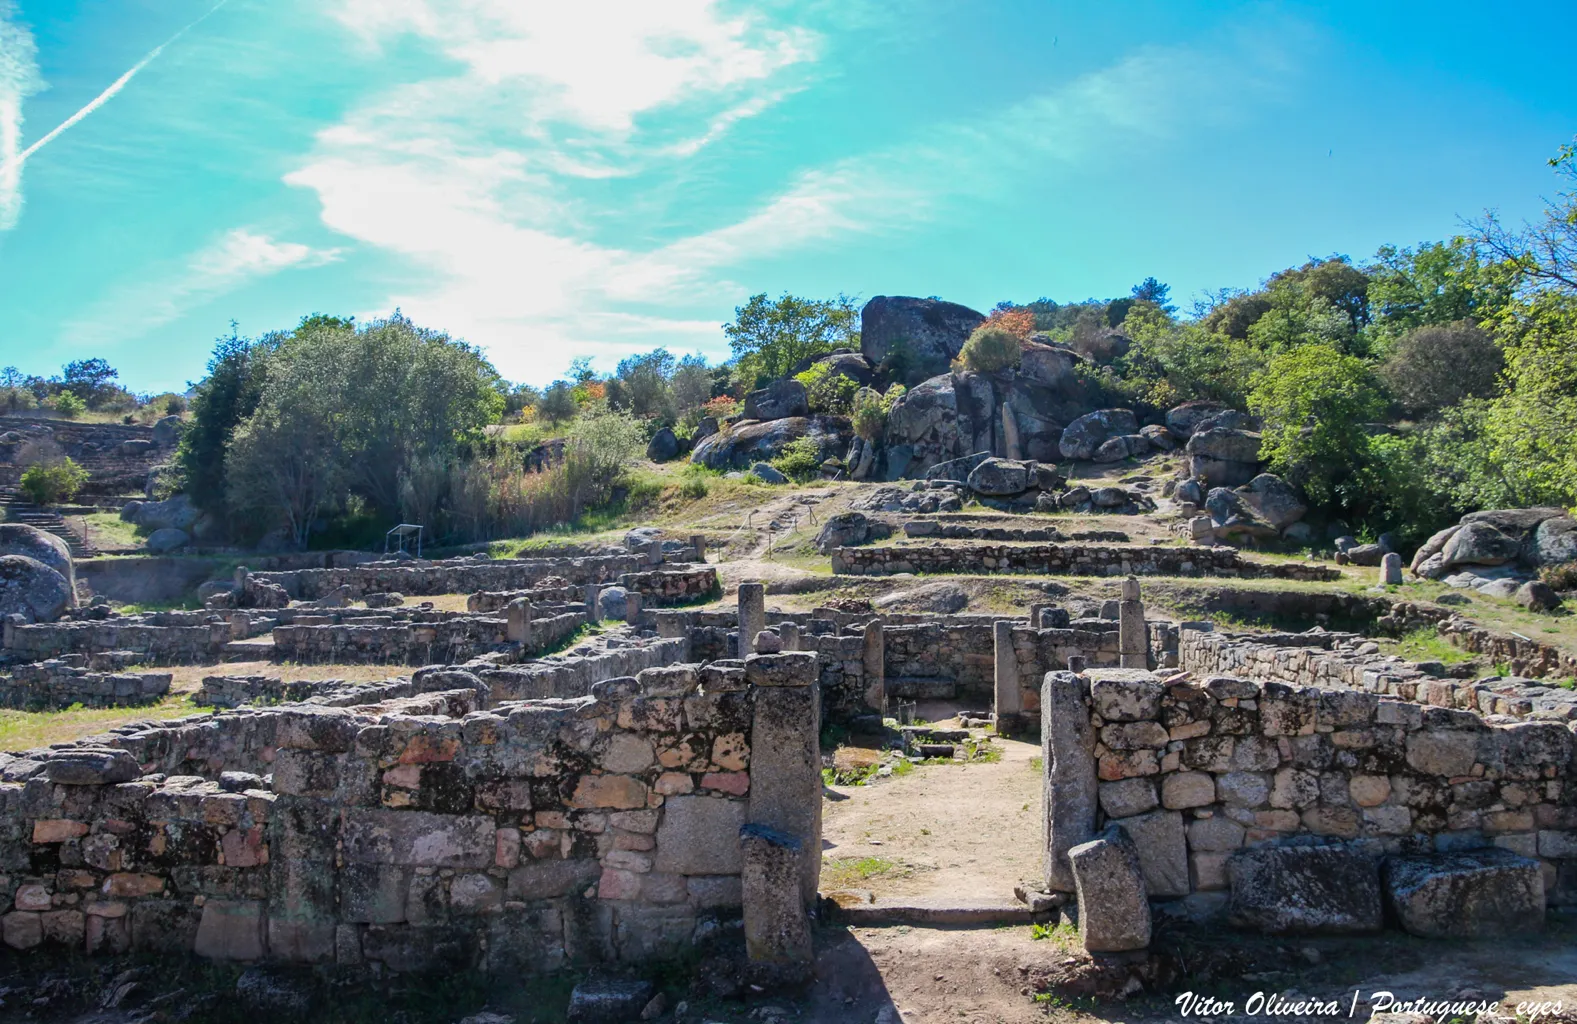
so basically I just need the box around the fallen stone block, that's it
[566,976,656,1023]
[1384,848,1544,938]
[1067,824,1151,952]
[1227,842,1382,934]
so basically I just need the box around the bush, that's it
[1540,562,1577,592]
[0,386,36,413]
[20,458,89,505]
[49,392,85,418]
[851,384,905,442]
[771,436,824,481]
[957,325,1022,373]
[1249,344,1386,506]
[794,361,858,414]
[1378,320,1502,417]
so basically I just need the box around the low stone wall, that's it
[1438,619,1577,680]
[475,637,689,702]
[1042,668,1577,913]
[1180,630,1577,721]
[269,611,586,666]
[616,567,720,606]
[468,586,582,614]
[5,619,229,664]
[0,655,821,972]
[903,520,1130,544]
[831,543,1340,581]
[195,675,418,710]
[251,555,650,601]
[0,660,171,709]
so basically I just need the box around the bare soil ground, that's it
[822,734,1043,904]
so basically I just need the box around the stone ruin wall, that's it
[830,542,1341,581]
[1042,668,1577,918]
[0,661,171,710]
[468,637,690,704]
[0,653,823,971]
[248,554,706,602]
[269,610,587,666]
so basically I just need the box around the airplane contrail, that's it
[0,0,232,178]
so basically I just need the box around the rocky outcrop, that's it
[1165,401,1229,440]
[0,523,75,600]
[859,295,985,372]
[811,351,873,386]
[0,553,73,623]
[1059,409,1139,461]
[1410,508,1577,591]
[690,416,851,472]
[742,379,809,421]
[121,494,200,533]
[646,427,681,462]
[1185,426,1262,486]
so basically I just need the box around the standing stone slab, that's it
[506,598,531,644]
[738,583,766,654]
[1112,809,1188,897]
[862,621,885,712]
[1227,843,1383,934]
[1380,553,1403,585]
[993,620,1021,728]
[745,653,822,904]
[740,824,812,968]
[1384,848,1544,938]
[1067,824,1151,952]
[1043,671,1097,892]
[1117,577,1148,669]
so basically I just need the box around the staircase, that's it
[0,487,96,558]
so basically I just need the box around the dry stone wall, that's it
[270,610,586,666]
[5,618,229,664]
[473,636,689,703]
[251,555,650,602]
[0,660,171,709]
[0,654,821,973]
[831,542,1340,581]
[1042,668,1577,916]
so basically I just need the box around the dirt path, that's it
[822,735,1043,904]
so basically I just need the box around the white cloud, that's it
[64,228,340,345]
[288,4,1304,382]
[0,0,42,230]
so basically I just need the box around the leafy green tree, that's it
[611,348,676,420]
[671,354,713,413]
[1131,277,1175,313]
[724,293,860,390]
[177,328,275,524]
[60,358,120,408]
[1378,320,1503,417]
[1367,239,1516,338]
[1248,344,1387,505]
[538,381,578,425]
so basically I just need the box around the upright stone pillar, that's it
[624,592,643,626]
[779,621,800,652]
[740,824,812,970]
[1043,670,1097,892]
[862,621,885,713]
[745,652,822,905]
[691,534,707,564]
[738,582,766,654]
[506,598,532,644]
[1118,577,1148,670]
[993,620,1021,731]
[583,584,601,620]
[1029,603,1047,630]
[1380,553,1403,585]
[644,538,665,566]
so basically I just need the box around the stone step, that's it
[822,894,1052,928]
[886,677,958,700]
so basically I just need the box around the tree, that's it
[611,348,676,420]
[1131,277,1175,313]
[225,365,346,550]
[1378,321,1503,417]
[671,354,712,413]
[177,327,275,524]
[538,381,578,424]
[1248,344,1387,506]
[1475,136,1577,291]
[60,358,120,408]
[1368,239,1515,338]
[724,293,860,389]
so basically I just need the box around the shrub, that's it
[49,392,85,418]
[0,386,36,413]
[20,458,89,505]
[794,360,858,414]
[981,306,1036,339]
[958,325,1023,373]
[851,384,905,442]
[1378,320,1502,417]
[1540,562,1577,592]
[771,436,824,481]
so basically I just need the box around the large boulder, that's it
[1440,521,1522,567]
[1241,474,1307,530]
[872,581,969,614]
[0,554,73,623]
[1018,342,1082,388]
[811,351,873,386]
[1194,409,1261,434]
[860,296,985,371]
[0,523,75,598]
[1532,516,1577,567]
[145,528,191,554]
[749,462,789,484]
[693,416,719,442]
[1383,849,1543,938]
[123,493,200,533]
[742,379,809,421]
[967,457,1032,496]
[1059,409,1139,461]
[645,427,681,462]
[1186,427,1262,487]
[815,512,888,554]
[1227,842,1383,934]
[1165,401,1229,440]
[1204,488,1278,540]
[690,416,850,472]
[151,415,183,448]
[1069,329,1131,365]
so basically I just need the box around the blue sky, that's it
[0,0,1572,392]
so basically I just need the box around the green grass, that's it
[821,856,897,888]
[0,693,204,752]
[1384,626,1478,665]
[1030,921,1078,944]
[78,511,147,550]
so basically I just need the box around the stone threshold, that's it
[822,895,1054,927]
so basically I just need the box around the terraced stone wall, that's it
[250,555,650,601]
[269,611,587,666]
[1042,668,1577,912]
[0,661,170,710]
[470,637,690,703]
[831,542,1340,581]
[0,655,821,973]
[4,619,229,664]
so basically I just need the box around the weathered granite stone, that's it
[1113,809,1188,897]
[740,824,812,968]
[653,796,747,875]
[1383,849,1544,938]
[1067,824,1151,952]
[1227,843,1383,934]
[1043,672,1097,892]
